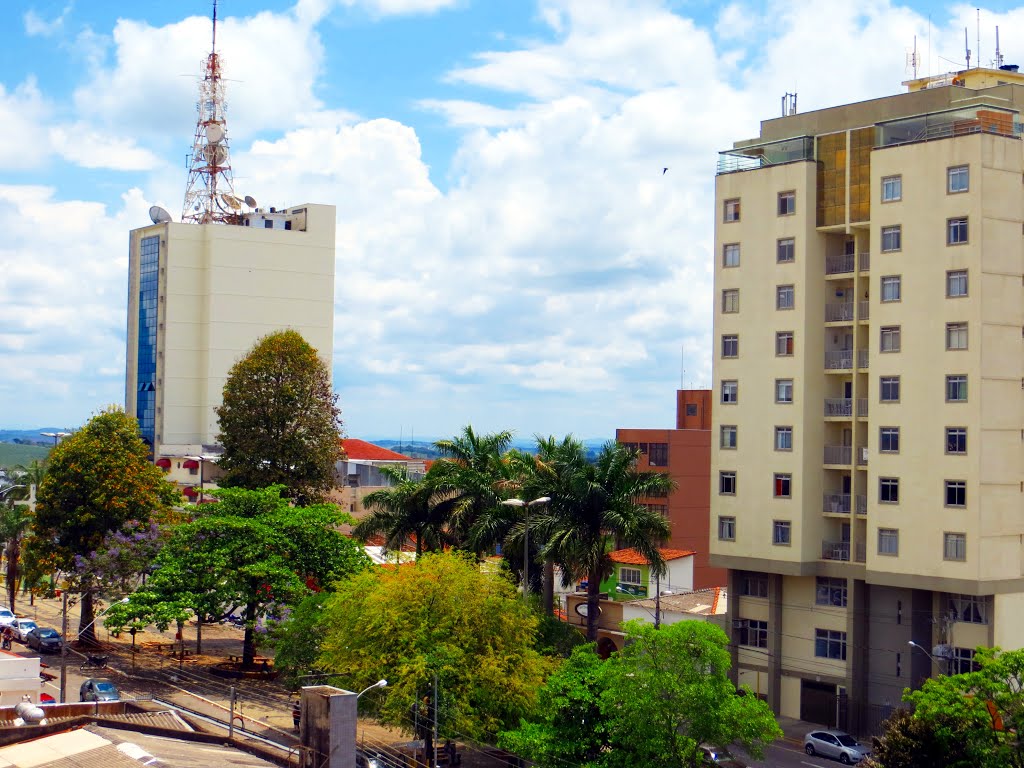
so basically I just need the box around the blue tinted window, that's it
[135,236,159,449]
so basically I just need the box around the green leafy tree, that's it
[530,439,673,639]
[501,620,781,768]
[107,486,370,665]
[354,465,450,557]
[318,552,553,750]
[31,407,179,642]
[267,591,331,690]
[0,503,33,612]
[865,708,976,768]
[216,330,342,503]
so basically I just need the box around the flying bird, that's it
[662,167,668,174]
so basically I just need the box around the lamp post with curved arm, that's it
[501,497,550,603]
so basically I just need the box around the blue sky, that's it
[2,0,1023,441]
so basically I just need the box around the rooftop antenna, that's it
[182,0,239,224]
[781,92,797,117]
[965,27,971,70]
[995,26,1004,68]
[907,35,919,79]
[976,8,980,70]
[679,343,685,390]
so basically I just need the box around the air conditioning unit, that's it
[861,447,869,462]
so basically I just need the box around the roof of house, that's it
[629,587,728,616]
[608,547,696,565]
[340,439,412,462]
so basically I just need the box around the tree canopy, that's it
[216,330,342,502]
[501,620,781,768]
[318,552,553,745]
[31,407,179,640]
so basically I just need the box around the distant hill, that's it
[0,428,71,446]
[0,444,50,468]
[368,436,610,462]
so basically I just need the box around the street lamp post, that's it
[357,679,388,698]
[60,596,129,703]
[501,497,551,603]
[40,431,70,448]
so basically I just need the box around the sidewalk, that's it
[775,716,815,746]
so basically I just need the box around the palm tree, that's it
[354,465,449,558]
[531,439,674,640]
[0,504,33,612]
[430,426,513,551]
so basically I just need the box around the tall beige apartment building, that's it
[710,68,1024,731]
[125,205,336,469]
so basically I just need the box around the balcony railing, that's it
[857,350,870,369]
[825,351,853,370]
[855,495,867,515]
[858,252,870,271]
[856,398,869,417]
[823,493,851,513]
[824,398,852,418]
[826,254,855,275]
[858,301,870,320]
[824,445,852,465]
[822,540,850,561]
[825,302,854,323]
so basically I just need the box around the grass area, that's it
[0,444,50,469]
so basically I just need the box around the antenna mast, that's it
[965,27,971,70]
[182,0,240,224]
[996,26,1004,68]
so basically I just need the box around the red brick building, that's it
[616,389,726,590]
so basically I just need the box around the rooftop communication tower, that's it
[182,1,242,223]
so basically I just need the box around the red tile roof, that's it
[608,547,696,565]
[341,439,412,462]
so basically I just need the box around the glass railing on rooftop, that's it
[877,106,1017,148]
[717,136,814,174]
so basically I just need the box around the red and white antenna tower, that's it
[182,0,241,223]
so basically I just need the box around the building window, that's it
[773,473,792,498]
[643,503,668,519]
[775,378,793,404]
[685,404,698,416]
[944,532,967,561]
[739,619,768,648]
[946,322,968,350]
[135,236,161,449]
[882,175,902,202]
[723,243,740,268]
[718,516,736,541]
[881,275,901,302]
[776,284,795,310]
[880,477,900,504]
[720,425,737,449]
[776,331,794,356]
[946,427,967,455]
[881,225,902,252]
[647,443,668,467]
[774,426,792,451]
[879,426,900,453]
[947,217,969,245]
[722,289,739,313]
[721,380,738,404]
[946,594,987,624]
[946,374,968,402]
[772,520,791,545]
[815,629,848,660]
[950,647,979,674]
[816,577,847,607]
[878,528,899,556]
[948,165,969,193]
[719,471,736,495]
[722,334,739,358]
[945,480,966,507]
[778,191,796,216]
[946,269,968,298]
[619,567,642,586]
[880,325,901,353]
[724,198,741,222]
[777,237,795,263]
[880,376,900,403]
[740,575,769,598]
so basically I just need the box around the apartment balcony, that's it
[825,254,855,276]
[856,542,866,562]
[824,398,852,418]
[855,495,867,515]
[823,493,851,514]
[858,252,870,271]
[857,447,869,467]
[824,445,852,466]
[858,301,870,320]
[825,302,854,323]
[857,350,869,370]
[822,540,867,563]
[856,398,869,418]
[825,351,853,371]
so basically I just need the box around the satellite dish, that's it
[220,193,242,211]
[205,123,225,144]
[202,144,229,166]
[148,206,172,224]
[244,195,257,208]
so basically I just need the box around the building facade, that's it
[617,389,727,589]
[125,204,336,470]
[710,68,1024,731]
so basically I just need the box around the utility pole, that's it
[654,573,661,629]
[59,590,68,703]
[432,672,438,768]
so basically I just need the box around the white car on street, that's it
[10,618,37,643]
[0,609,15,628]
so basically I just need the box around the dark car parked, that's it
[26,627,63,653]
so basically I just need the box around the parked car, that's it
[26,627,63,653]
[11,618,37,643]
[80,678,120,702]
[700,745,746,767]
[804,730,871,764]
[0,609,15,628]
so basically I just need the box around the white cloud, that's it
[49,124,161,171]
[338,0,461,15]
[23,5,72,38]
[0,79,51,171]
